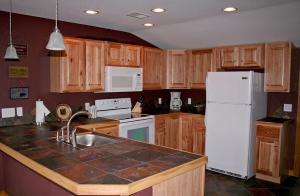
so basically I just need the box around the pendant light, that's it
[4,0,19,60]
[46,0,65,51]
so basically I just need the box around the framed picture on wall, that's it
[10,87,29,99]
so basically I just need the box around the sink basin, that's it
[75,133,116,147]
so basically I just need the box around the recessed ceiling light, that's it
[151,8,166,13]
[144,23,154,27]
[85,10,99,15]
[223,7,238,12]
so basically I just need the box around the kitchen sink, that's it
[75,133,116,147]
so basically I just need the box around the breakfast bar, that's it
[0,121,207,196]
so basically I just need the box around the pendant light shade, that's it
[46,0,65,51]
[4,44,18,59]
[4,0,19,60]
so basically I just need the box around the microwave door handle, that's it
[133,75,137,90]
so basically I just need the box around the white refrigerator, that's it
[205,71,267,179]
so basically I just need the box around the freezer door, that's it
[205,102,252,178]
[207,71,253,105]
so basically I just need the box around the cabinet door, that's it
[181,116,193,152]
[256,136,280,177]
[220,47,239,68]
[165,116,180,149]
[124,45,142,67]
[264,42,291,92]
[239,44,264,68]
[189,49,213,89]
[106,42,124,65]
[143,48,164,89]
[61,38,85,92]
[155,117,166,146]
[192,117,206,155]
[167,50,188,89]
[85,40,105,91]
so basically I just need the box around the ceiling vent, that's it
[126,12,150,19]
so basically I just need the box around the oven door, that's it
[119,119,154,144]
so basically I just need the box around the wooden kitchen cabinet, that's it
[192,116,206,155]
[166,50,188,89]
[188,49,214,89]
[264,42,292,92]
[155,113,205,155]
[142,47,165,90]
[50,38,85,92]
[85,40,105,91]
[218,44,264,69]
[92,125,118,137]
[155,113,180,149]
[105,42,142,67]
[50,38,105,93]
[255,120,292,183]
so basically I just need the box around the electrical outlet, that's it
[16,107,23,117]
[283,104,292,112]
[1,108,16,118]
[158,98,162,105]
[188,98,192,105]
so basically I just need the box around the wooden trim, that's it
[295,48,300,176]
[0,138,207,195]
[256,173,281,184]
[128,157,207,195]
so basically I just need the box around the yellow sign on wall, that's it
[8,66,29,78]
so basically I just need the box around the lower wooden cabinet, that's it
[255,120,292,183]
[92,126,118,137]
[155,113,205,155]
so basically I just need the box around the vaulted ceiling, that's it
[0,0,300,48]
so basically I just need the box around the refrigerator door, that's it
[207,71,253,105]
[205,102,252,178]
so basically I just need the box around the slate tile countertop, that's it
[0,123,202,185]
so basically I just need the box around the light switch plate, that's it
[1,108,16,118]
[158,98,162,105]
[16,107,23,117]
[188,98,192,105]
[283,104,292,112]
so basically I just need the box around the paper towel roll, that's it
[36,100,50,126]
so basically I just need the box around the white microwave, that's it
[105,66,143,92]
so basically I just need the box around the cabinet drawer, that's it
[256,125,280,139]
[93,126,118,137]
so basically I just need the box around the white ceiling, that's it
[0,0,300,48]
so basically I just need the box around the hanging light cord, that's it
[9,0,12,45]
[55,0,58,31]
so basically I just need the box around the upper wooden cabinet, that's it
[142,47,164,90]
[85,40,105,91]
[264,42,292,92]
[188,49,215,89]
[105,42,142,67]
[50,38,105,93]
[106,42,124,65]
[166,50,188,89]
[218,44,265,69]
[50,38,85,92]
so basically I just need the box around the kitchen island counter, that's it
[0,122,207,196]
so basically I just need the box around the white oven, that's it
[119,118,155,144]
[95,98,155,144]
[105,66,143,92]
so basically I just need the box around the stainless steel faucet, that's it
[65,111,92,146]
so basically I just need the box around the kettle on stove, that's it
[170,92,182,111]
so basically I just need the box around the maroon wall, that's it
[0,11,206,115]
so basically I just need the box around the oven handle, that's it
[119,119,154,127]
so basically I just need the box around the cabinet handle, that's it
[106,132,112,135]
